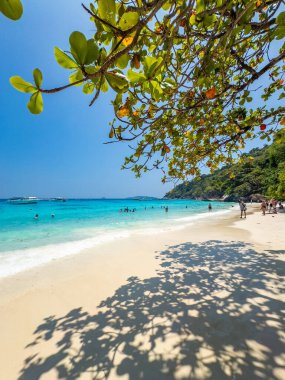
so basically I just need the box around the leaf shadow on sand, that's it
[18,240,285,380]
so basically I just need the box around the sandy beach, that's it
[0,206,284,380]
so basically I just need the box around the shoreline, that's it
[0,206,235,279]
[0,205,284,380]
[0,207,239,303]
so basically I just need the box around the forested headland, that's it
[165,137,285,201]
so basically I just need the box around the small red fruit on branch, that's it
[260,124,266,131]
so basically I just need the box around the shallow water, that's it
[0,199,234,277]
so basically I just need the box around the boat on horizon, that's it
[7,197,39,205]
[50,197,67,202]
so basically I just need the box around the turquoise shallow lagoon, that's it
[0,199,234,277]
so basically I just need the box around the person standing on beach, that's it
[269,199,273,213]
[272,198,277,213]
[208,203,212,211]
[261,200,267,216]
[238,200,247,219]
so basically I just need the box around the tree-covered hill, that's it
[165,137,285,201]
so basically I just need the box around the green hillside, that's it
[165,137,285,201]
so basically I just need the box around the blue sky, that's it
[0,1,272,198]
[0,0,175,198]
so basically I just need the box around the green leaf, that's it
[54,47,78,69]
[196,0,205,13]
[69,70,83,86]
[33,68,42,88]
[203,14,216,27]
[98,0,116,27]
[162,1,171,10]
[127,69,146,83]
[85,66,97,75]
[118,12,139,31]
[116,53,129,69]
[274,26,285,40]
[10,76,37,93]
[69,31,87,64]
[144,56,163,78]
[101,79,109,92]
[276,12,285,26]
[85,39,99,65]
[98,47,107,65]
[106,72,128,93]
[83,82,95,94]
[27,92,43,114]
[150,80,163,101]
[0,0,23,20]
[190,15,196,25]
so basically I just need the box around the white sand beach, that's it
[0,206,284,380]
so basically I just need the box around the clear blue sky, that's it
[0,1,270,199]
[0,0,175,198]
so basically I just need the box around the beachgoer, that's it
[51,214,55,218]
[260,200,267,216]
[34,214,39,220]
[165,206,168,212]
[269,199,273,213]
[208,203,212,211]
[238,200,247,219]
[279,201,284,210]
[272,198,277,214]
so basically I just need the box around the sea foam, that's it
[0,203,236,278]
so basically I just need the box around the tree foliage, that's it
[6,0,285,181]
[165,133,285,200]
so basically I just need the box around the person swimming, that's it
[34,214,39,220]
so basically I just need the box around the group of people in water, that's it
[34,213,55,220]
[119,208,136,213]
[119,204,213,214]
[119,205,170,213]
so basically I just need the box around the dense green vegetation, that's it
[165,136,285,201]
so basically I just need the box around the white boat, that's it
[7,197,39,205]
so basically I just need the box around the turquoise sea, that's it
[0,199,234,277]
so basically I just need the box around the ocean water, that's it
[0,199,234,278]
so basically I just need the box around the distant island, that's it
[165,137,285,202]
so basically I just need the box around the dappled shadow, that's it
[19,241,285,379]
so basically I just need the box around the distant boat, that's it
[50,197,67,202]
[7,197,38,205]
